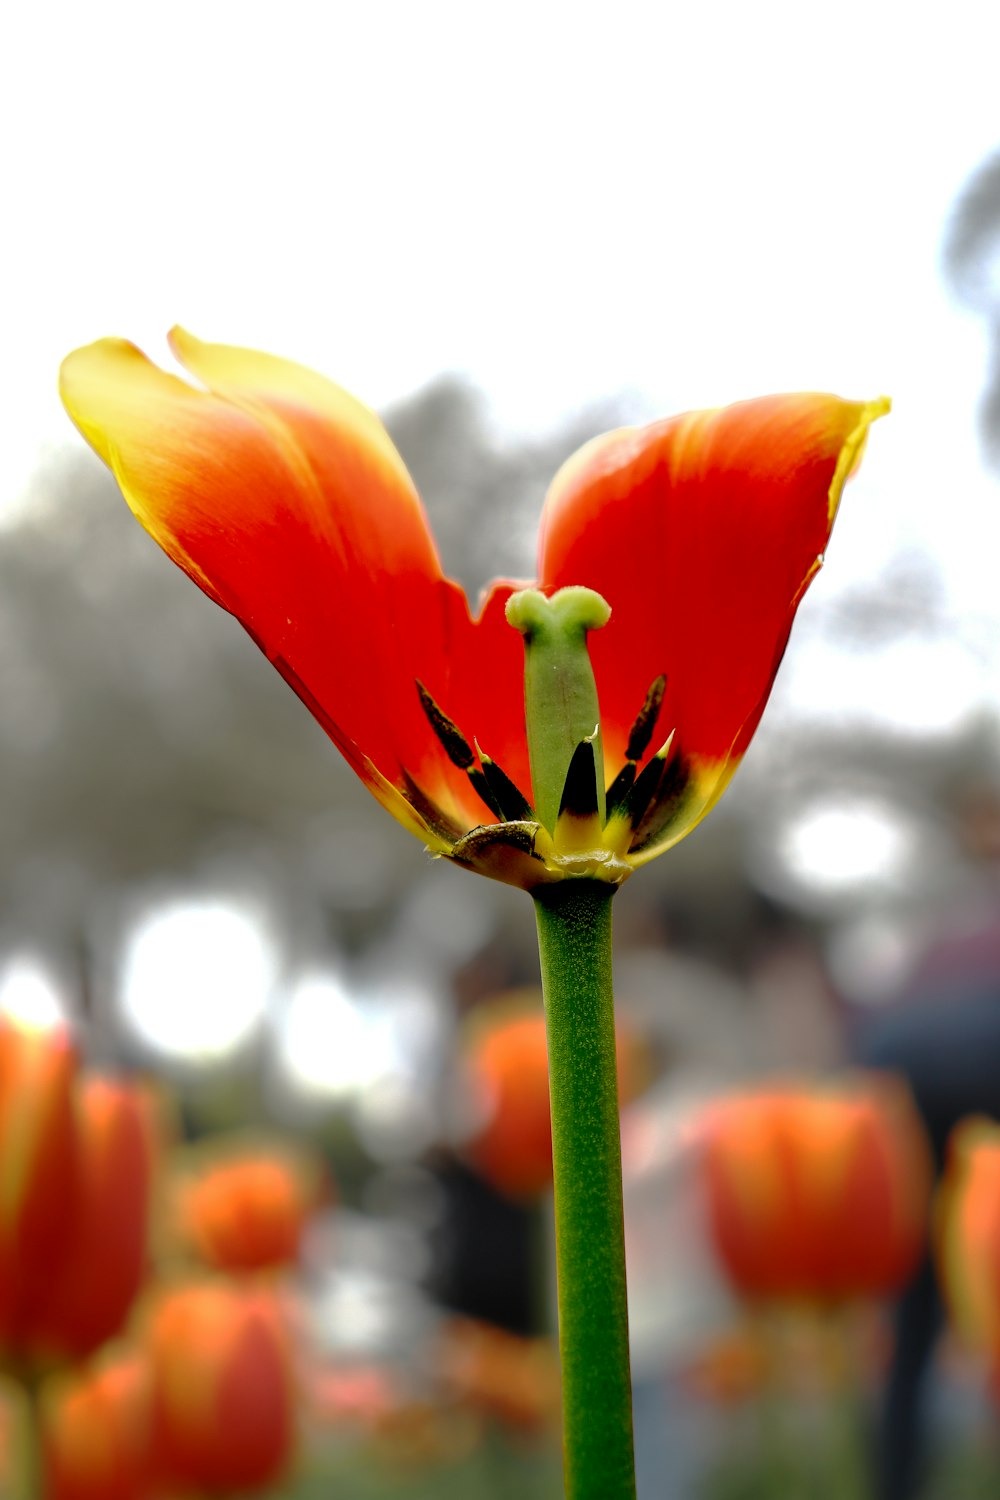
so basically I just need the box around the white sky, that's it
[7,1,1000,1055]
[5,1,1000,675]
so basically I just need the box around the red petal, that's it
[60,332,522,836]
[538,395,889,851]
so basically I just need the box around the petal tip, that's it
[828,393,891,521]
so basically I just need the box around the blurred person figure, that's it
[148,1280,295,1494]
[171,1138,322,1275]
[858,785,1000,1500]
[42,1352,153,1500]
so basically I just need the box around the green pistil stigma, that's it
[505,586,610,833]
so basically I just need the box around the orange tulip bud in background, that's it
[43,1353,153,1500]
[461,997,645,1199]
[936,1117,1000,1368]
[173,1144,319,1275]
[703,1078,932,1302]
[149,1282,295,1493]
[463,1007,554,1199]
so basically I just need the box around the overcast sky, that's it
[6,1,1000,723]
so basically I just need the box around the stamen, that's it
[629,749,692,851]
[416,681,475,769]
[467,768,504,822]
[625,675,667,763]
[620,736,673,829]
[416,682,528,826]
[605,762,637,816]
[558,734,601,821]
[477,750,535,822]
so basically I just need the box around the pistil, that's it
[505,586,611,833]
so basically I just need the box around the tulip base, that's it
[533,878,635,1500]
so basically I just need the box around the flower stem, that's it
[533,878,635,1500]
[11,1373,43,1500]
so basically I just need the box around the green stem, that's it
[533,878,635,1500]
[11,1373,43,1500]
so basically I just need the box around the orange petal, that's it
[0,1020,80,1350]
[59,333,500,836]
[538,394,889,855]
[150,1283,293,1490]
[38,1079,158,1360]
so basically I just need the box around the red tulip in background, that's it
[704,1078,932,1301]
[0,1017,157,1370]
[59,330,887,890]
[149,1281,294,1493]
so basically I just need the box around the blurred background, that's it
[6,2,1000,1496]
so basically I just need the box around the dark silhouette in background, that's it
[861,788,1000,1500]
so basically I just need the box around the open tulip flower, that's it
[60,329,888,1500]
[59,331,886,891]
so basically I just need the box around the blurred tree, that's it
[944,146,1000,463]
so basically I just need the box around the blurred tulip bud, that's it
[149,1282,294,1492]
[42,1353,153,1500]
[173,1142,319,1274]
[937,1117,1000,1366]
[460,993,645,1200]
[703,1076,931,1301]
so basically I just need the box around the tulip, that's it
[704,1079,931,1302]
[0,1017,157,1370]
[59,331,886,891]
[148,1282,294,1493]
[42,1354,153,1500]
[462,1000,644,1199]
[35,1079,159,1363]
[0,1019,79,1359]
[174,1147,316,1274]
[936,1117,1000,1362]
[59,330,888,1500]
